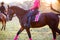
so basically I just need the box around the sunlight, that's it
[45,0,57,4]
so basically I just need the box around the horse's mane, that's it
[9,6,29,16]
[9,6,28,13]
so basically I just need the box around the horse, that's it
[0,13,6,31]
[7,6,60,40]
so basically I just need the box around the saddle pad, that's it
[0,13,6,19]
[35,12,41,21]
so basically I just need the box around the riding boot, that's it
[26,10,34,27]
[27,17,31,27]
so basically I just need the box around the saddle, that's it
[31,12,41,22]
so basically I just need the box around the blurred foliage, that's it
[22,1,33,10]
[58,0,60,3]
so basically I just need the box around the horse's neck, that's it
[16,10,28,25]
[11,6,28,17]
[11,6,28,24]
[16,13,27,26]
[15,9,28,17]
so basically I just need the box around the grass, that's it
[0,17,60,40]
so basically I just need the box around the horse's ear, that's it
[7,5,9,11]
[8,5,9,8]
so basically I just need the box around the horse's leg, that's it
[26,28,32,40]
[51,22,60,35]
[54,24,60,34]
[52,26,60,35]
[55,28,60,34]
[51,29,56,40]
[1,19,3,31]
[1,25,3,31]
[49,25,56,40]
[2,19,6,30]
[49,22,60,40]
[14,27,24,40]
[1,19,6,31]
[4,21,6,30]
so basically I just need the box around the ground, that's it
[0,17,60,40]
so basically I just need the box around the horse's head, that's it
[7,7,15,20]
[7,6,28,21]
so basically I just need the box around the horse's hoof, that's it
[29,38,32,40]
[1,29,2,31]
[4,29,5,31]
[14,38,17,40]
[52,38,56,40]
[14,37,18,40]
[14,35,18,40]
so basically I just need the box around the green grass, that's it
[0,17,60,40]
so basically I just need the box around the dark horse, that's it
[7,5,60,40]
[0,13,6,30]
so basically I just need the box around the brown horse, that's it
[7,6,60,40]
[0,13,6,31]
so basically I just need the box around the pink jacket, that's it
[30,0,40,10]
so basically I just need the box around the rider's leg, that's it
[27,16,31,27]
[27,10,34,27]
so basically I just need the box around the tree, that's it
[58,0,60,3]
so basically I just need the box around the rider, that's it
[0,2,7,17]
[26,0,40,27]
